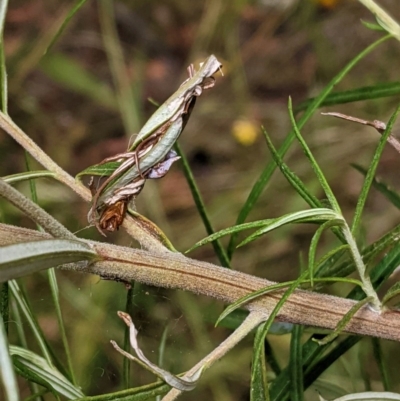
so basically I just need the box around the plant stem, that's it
[163,312,265,401]
[341,221,381,311]
[2,223,398,341]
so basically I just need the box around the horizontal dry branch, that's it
[2,223,400,342]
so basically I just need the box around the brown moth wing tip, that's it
[99,200,128,233]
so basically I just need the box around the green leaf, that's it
[175,143,231,267]
[252,271,308,400]
[382,281,400,308]
[262,127,321,208]
[372,338,390,391]
[0,239,98,282]
[45,0,89,54]
[99,0,142,134]
[361,19,386,31]
[270,243,400,401]
[3,170,56,184]
[289,325,304,401]
[215,274,358,327]
[316,224,400,280]
[0,315,19,401]
[264,338,281,375]
[9,280,68,376]
[351,105,400,234]
[239,208,342,247]
[262,127,347,246]
[187,219,275,253]
[227,34,391,259]
[358,0,400,41]
[10,346,84,399]
[288,97,341,213]
[74,380,170,401]
[352,164,400,209]
[295,81,400,112]
[315,297,373,345]
[250,323,270,401]
[308,220,344,286]
[76,160,122,181]
[39,53,117,110]
[313,244,349,279]
[47,268,77,385]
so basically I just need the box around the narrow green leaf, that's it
[239,208,342,248]
[361,19,386,31]
[358,0,400,41]
[45,0,89,54]
[216,282,293,327]
[295,81,400,112]
[252,271,308,400]
[74,380,170,400]
[270,244,400,401]
[175,143,231,267]
[187,219,275,253]
[39,53,117,110]
[0,281,8,332]
[0,239,98,282]
[3,170,56,184]
[47,269,77,385]
[227,35,391,259]
[315,297,373,345]
[263,127,349,269]
[317,224,400,280]
[351,105,400,234]
[309,220,344,286]
[0,314,19,401]
[382,281,400,308]
[352,164,400,209]
[98,0,141,134]
[250,323,270,401]
[313,244,349,279]
[10,346,84,399]
[123,284,135,389]
[288,97,341,213]
[10,280,57,365]
[289,325,304,401]
[262,127,321,208]
[215,272,357,326]
[10,297,42,397]
[372,338,390,391]
[264,339,281,375]
[76,161,122,180]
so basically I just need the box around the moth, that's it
[78,55,223,234]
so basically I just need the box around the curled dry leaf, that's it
[111,311,203,392]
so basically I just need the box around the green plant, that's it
[2,1,400,401]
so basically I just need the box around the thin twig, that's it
[162,312,265,401]
[322,111,400,154]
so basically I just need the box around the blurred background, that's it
[2,0,400,399]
